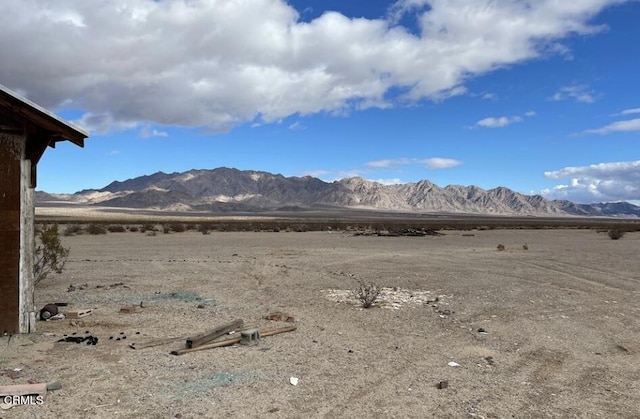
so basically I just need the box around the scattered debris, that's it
[263,312,295,323]
[57,335,98,345]
[240,328,260,346]
[65,309,93,319]
[39,304,58,320]
[96,282,129,290]
[48,314,66,320]
[289,377,299,386]
[436,380,449,389]
[171,325,297,356]
[186,319,244,349]
[68,283,88,292]
[119,306,143,314]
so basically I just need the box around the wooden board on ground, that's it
[186,319,244,349]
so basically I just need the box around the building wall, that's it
[0,133,23,335]
[20,157,36,332]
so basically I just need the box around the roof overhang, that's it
[0,84,88,147]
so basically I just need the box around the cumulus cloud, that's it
[550,84,596,103]
[473,110,535,128]
[0,0,628,134]
[366,157,461,169]
[474,116,523,128]
[580,118,640,135]
[542,160,640,203]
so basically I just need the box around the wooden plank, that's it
[0,140,21,335]
[129,336,189,350]
[171,325,297,356]
[0,383,47,397]
[65,309,92,318]
[186,319,244,349]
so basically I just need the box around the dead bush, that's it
[128,226,139,232]
[497,244,505,251]
[354,279,381,309]
[107,225,126,233]
[607,229,625,240]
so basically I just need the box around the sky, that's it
[1,0,639,204]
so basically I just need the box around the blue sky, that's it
[1,0,638,203]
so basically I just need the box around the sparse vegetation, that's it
[607,229,625,240]
[523,243,528,250]
[170,223,186,233]
[107,225,127,233]
[354,279,381,309]
[34,223,69,286]
[198,223,211,235]
[128,225,139,232]
[86,223,108,235]
[497,244,506,251]
[64,224,83,236]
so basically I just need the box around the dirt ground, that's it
[1,228,640,418]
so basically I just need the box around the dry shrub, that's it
[522,243,528,250]
[34,223,69,286]
[354,279,381,309]
[86,223,107,235]
[607,229,625,240]
[64,224,83,236]
[128,226,139,232]
[107,225,126,233]
[497,244,505,251]
[170,223,186,233]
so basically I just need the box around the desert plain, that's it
[1,222,640,418]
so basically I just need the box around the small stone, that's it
[478,328,488,334]
[197,304,205,309]
[436,380,449,389]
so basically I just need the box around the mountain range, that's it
[36,167,640,217]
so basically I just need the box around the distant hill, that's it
[35,167,640,217]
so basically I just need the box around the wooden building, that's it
[0,84,88,334]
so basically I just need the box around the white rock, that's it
[289,377,299,386]
[448,362,461,368]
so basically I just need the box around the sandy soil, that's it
[1,229,640,418]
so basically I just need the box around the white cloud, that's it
[542,160,640,203]
[473,109,536,128]
[550,84,596,103]
[288,121,306,131]
[618,108,640,115]
[581,118,640,135]
[474,116,523,128]
[140,125,169,138]
[422,157,462,169]
[368,178,405,185]
[0,0,628,133]
[366,157,461,169]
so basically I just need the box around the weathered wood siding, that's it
[0,133,23,334]
[20,157,36,332]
